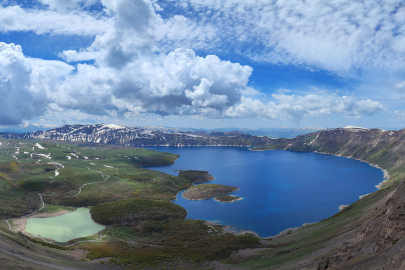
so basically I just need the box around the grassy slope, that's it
[90,198,187,225]
[0,139,189,218]
[0,138,269,269]
[81,219,261,268]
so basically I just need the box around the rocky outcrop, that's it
[373,181,405,253]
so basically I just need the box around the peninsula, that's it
[182,184,238,200]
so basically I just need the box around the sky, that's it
[0,0,405,130]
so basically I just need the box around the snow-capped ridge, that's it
[342,126,369,129]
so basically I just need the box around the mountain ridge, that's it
[0,124,272,147]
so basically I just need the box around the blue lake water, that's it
[144,147,383,237]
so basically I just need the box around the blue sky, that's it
[0,0,404,129]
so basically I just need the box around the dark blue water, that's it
[144,147,383,237]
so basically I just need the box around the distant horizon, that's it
[0,123,404,134]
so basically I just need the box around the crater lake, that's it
[144,147,383,237]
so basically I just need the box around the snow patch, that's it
[103,124,125,129]
[35,143,46,149]
[36,153,51,159]
[342,126,368,129]
[48,162,64,178]
[309,134,319,145]
[66,156,71,160]
[83,156,89,159]
[103,165,113,168]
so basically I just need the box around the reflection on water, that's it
[25,208,105,242]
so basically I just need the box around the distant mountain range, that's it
[192,127,325,138]
[3,124,404,150]
[0,124,325,140]
[0,124,273,147]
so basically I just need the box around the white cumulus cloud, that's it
[225,94,384,122]
[0,0,389,125]
[0,43,72,125]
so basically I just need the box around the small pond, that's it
[25,208,105,242]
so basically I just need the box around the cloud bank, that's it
[0,0,389,125]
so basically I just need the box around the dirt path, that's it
[6,163,111,242]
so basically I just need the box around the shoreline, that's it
[245,147,390,238]
[153,146,389,240]
[205,220,260,238]
[13,209,74,233]
[312,150,390,190]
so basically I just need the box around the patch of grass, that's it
[90,198,187,226]
[83,219,260,267]
[214,195,241,202]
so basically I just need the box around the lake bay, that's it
[144,147,383,237]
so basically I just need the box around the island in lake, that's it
[177,170,215,183]
[214,194,243,203]
[182,184,239,200]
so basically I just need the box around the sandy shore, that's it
[13,210,73,232]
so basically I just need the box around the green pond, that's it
[25,208,105,242]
